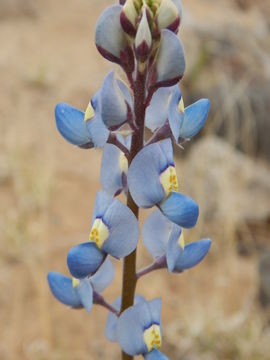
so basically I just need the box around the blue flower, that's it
[117,298,163,356]
[143,210,211,273]
[47,258,114,313]
[127,139,199,228]
[67,191,140,279]
[106,294,145,342]
[145,86,210,143]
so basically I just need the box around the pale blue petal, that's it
[117,301,151,355]
[148,298,162,326]
[100,144,125,196]
[76,279,93,312]
[47,272,82,308]
[67,242,106,279]
[142,210,173,259]
[180,99,210,139]
[102,197,140,258]
[145,349,169,360]
[95,5,128,64]
[92,191,114,223]
[100,72,129,129]
[55,103,93,147]
[127,140,174,208]
[86,113,109,148]
[159,192,199,228]
[106,295,145,342]
[90,258,114,293]
[156,30,185,86]
[168,87,184,142]
[167,238,212,273]
[145,87,175,131]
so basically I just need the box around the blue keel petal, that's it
[47,272,82,308]
[67,242,106,279]
[167,238,212,273]
[159,192,199,228]
[55,103,93,147]
[90,258,114,293]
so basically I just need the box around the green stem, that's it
[120,68,146,360]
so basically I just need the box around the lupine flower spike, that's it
[48,0,213,358]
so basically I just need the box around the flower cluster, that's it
[48,0,212,358]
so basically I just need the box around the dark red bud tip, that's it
[167,16,180,33]
[120,10,137,36]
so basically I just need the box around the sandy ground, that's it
[0,0,269,359]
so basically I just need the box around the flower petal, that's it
[144,349,169,360]
[142,210,173,259]
[76,279,93,312]
[101,197,140,258]
[100,72,129,129]
[100,143,127,196]
[148,298,162,326]
[67,242,106,279]
[95,5,128,64]
[167,238,212,273]
[127,139,174,208]
[155,29,185,87]
[47,272,82,308]
[92,191,115,222]
[180,99,210,139]
[159,191,199,228]
[117,301,152,355]
[106,295,145,342]
[145,87,175,132]
[168,86,184,142]
[55,103,93,147]
[90,258,114,293]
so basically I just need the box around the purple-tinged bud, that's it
[135,8,152,62]
[157,0,180,33]
[95,5,128,65]
[119,0,126,4]
[120,0,138,36]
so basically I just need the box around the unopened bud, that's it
[120,0,138,36]
[157,0,180,33]
[135,8,152,62]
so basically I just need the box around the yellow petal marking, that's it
[144,324,162,352]
[160,165,179,198]
[72,278,80,288]
[84,102,95,123]
[119,152,128,174]
[89,218,109,250]
[178,232,185,250]
[178,97,185,114]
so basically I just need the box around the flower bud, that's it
[120,0,138,36]
[135,8,152,62]
[157,0,180,33]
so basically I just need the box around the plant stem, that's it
[120,67,146,360]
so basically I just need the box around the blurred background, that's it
[0,0,270,359]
